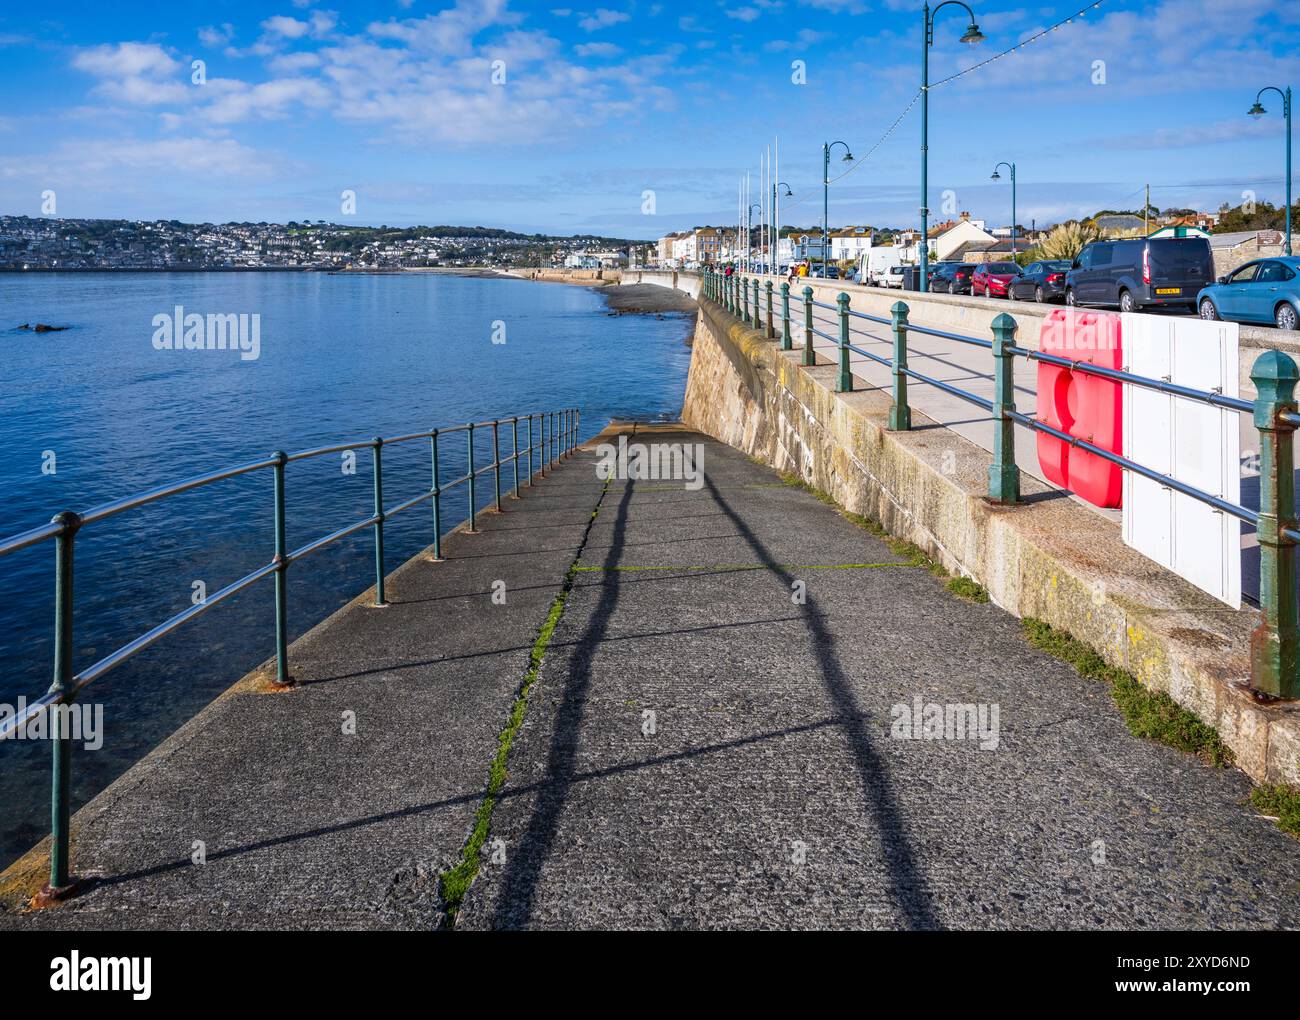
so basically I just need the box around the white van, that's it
[857,247,904,287]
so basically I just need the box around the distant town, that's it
[1,197,1291,277]
[0,216,647,272]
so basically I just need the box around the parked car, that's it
[1007,260,1072,303]
[880,264,907,289]
[971,262,1022,298]
[1196,256,1300,331]
[1064,236,1213,312]
[810,264,840,279]
[927,262,955,290]
[930,262,976,294]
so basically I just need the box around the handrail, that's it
[0,405,580,899]
[700,267,1300,708]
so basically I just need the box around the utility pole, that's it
[1144,183,1150,235]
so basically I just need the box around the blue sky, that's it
[0,0,1296,238]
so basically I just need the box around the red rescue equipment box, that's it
[1036,309,1124,508]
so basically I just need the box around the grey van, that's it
[1064,236,1213,313]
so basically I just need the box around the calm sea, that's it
[0,271,693,868]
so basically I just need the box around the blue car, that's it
[1197,256,1300,331]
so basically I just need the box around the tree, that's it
[1038,220,1101,261]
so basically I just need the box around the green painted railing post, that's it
[765,280,774,338]
[742,275,749,322]
[1251,350,1300,699]
[372,437,386,605]
[511,417,520,494]
[802,286,815,367]
[889,302,912,431]
[780,283,792,350]
[836,292,853,392]
[430,430,443,559]
[46,509,80,896]
[551,411,557,465]
[988,314,1021,504]
[512,415,522,491]
[272,452,290,680]
[752,278,761,328]
[467,422,478,531]
[527,415,535,486]
[492,420,503,512]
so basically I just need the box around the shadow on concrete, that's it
[489,478,636,928]
[698,475,941,931]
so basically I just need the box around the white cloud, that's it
[726,7,762,21]
[72,42,186,106]
[261,15,312,40]
[199,24,236,48]
[578,8,630,31]
[575,41,623,57]
[41,137,277,179]
[73,42,178,79]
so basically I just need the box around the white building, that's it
[828,226,875,261]
[671,232,697,265]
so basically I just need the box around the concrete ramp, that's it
[3,426,1298,930]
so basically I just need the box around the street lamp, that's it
[991,161,1016,258]
[773,181,791,273]
[823,141,853,278]
[920,2,985,292]
[1249,86,1293,256]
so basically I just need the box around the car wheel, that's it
[1065,288,1077,307]
[947,281,956,294]
[1199,298,1220,321]
[1009,285,1018,301]
[1277,303,1300,332]
[1035,286,1044,303]
[1119,289,1135,313]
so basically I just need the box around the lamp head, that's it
[842,150,854,162]
[960,23,985,44]
[990,170,1001,180]
[784,187,793,197]
[1248,101,1267,118]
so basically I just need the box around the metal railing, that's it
[702,268,1299,703]
[0,407,580,899]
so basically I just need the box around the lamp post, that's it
[1249,86,1293,256]
[991,161,1016,258]
[773,181,791,274]
[920,2,985,292]
[823,142,853,279]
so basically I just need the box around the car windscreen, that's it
[985,263,1019,274]
[1147,238,1210,271]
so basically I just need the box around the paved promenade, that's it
[3,425,1298,929]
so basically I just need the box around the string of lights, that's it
[742,2,1108,251]
[929,1,1106,90]
[822,1,1105,188]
